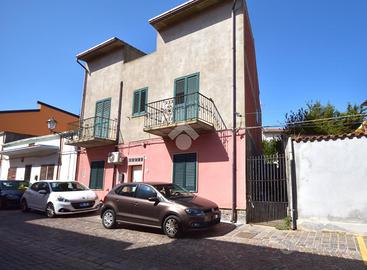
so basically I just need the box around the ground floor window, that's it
[89,161,105,189]
[130,165,143,182]
[173,153,197,192]
[7,167,17,180]
[40,164,55,180]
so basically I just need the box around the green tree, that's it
[284,101,366,136]
[262,139,283,155]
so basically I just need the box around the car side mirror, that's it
[148,196,159,202]
[38,189,48,195]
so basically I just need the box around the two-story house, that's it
[67,0,261,221]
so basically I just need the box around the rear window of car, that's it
[0,181,29,191]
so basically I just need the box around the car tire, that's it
[102,209,116,229]
[163,215,182,238]
[46,203,56,218]
[21,199,30,212]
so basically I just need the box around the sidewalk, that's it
[222,223,365,262]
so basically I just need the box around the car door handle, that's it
[133,202,139,207]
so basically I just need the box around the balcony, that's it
[65,117,118,148]
[144,92,226,137]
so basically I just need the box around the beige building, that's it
[68,0,262,222]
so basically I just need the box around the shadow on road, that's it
[0,210,364,270]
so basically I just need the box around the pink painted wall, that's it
[77,131,246,209]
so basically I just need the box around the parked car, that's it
[21,180,100,217]
[100,182,221,238]
[0,180,29,209]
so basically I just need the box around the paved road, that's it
[0,210,365,270]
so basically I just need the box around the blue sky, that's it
[0,0,366,126]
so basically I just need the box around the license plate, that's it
[80,202,90,207]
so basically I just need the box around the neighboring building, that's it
[0,134,77,182]
[0,101,79,180]
[0,101,79,136]
[286,133,367,235]
[262,127,285,141]
[67,0,262,219]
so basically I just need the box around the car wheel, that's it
[163,215,182,238]
[46,203,56,218]
[21,199,30,212]
[102,209,116,229]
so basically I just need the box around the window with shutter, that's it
[89,161,105,189]
[7,167,17,180]
[173,153,197,192]
[95,98,111,138]
[40,164,55,180]
[174,73,199,121]
[132,88,148,116]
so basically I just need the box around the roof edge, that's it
[37,101,79,118]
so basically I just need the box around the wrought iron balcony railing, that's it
[144,92,226,132]
[65,116,117,147]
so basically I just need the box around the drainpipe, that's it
[112,81,124,187]
[56,134,63,180]
[290,139,298,230]
[231,0,239,223]
[74,59,89,181]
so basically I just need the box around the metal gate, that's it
[247,154,288,223]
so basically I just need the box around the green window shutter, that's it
[185,153,197,191]
[90,161,105,189]
[173,153,197,192]
[132,88,148,116]
[133,91,140,115]
[140,89,147,113]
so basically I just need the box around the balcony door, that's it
[174,73,199,122]
[94,98,111,139]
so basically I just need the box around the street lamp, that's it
[47,118,57,132]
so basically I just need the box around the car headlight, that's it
[185,208,205,216]
[57,196,70,202]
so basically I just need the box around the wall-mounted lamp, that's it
[47,117,57,133]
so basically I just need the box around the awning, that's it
[0,145,59,158]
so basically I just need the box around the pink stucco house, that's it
[66,0,261,221]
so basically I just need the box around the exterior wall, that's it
[77,131,246,209]
[290,137,367,235]
[76,0,261,215]
[0,135,77,182]
[83,0,246,143]
[0,102,79,136]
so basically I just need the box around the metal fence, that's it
[144,92,226,131]
[66,116,118,143]
[247,154,288,223]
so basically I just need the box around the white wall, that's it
[291,136,367,235]
[0,134,77,182]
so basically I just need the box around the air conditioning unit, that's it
[107,152,125,164]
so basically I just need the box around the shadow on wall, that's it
[164,130,230,163]
[87,48,124,74]
[159,1,233,44]
[0,211,365,270]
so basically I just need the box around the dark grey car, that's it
[100,182,221,238]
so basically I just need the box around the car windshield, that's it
[0,181,29,191]
[50,182,88,192]
[153,184,193,199]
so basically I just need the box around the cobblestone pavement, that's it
[0,210,365,270]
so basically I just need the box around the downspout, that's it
[74,59,89,181]
[290,139,298,230]
[112,81,124,187]
[231,0,239,223]
[56,134,63,179]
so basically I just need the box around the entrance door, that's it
[130,165,143,182]
[24,165,32,181]
[174,73,199,122]
[94,99,111,138]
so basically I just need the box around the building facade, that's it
[0,134,77,183]
[68,0,262,218]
